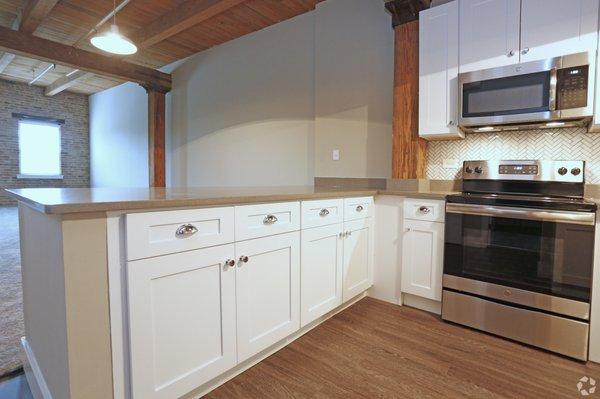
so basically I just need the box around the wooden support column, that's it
[145,87,167,187]
[387,0,429,179]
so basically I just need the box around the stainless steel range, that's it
[442,160,596,360]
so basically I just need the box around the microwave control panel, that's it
[557,66,589,109]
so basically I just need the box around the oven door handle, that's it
[446,203,595,226]
[549,67,558,112]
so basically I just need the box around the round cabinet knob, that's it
[521,47,530,55]
[239,255,249,264]
[465,167,473,174]
[558,167,568,175]
[571,167,581,176]
[356,205,364,212]
[474,166,483,174]
[225,259,235,268]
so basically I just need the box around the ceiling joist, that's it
[0,25,171,92]
[45,70,94,96]
[130,0,248,49]
[20,0,60,34]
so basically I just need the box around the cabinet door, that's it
[520,0,599,62]
[342,218,374,302]
[236,232,300,362]
[127,244,236,399]
[459,0,521,73]
[301,224,344,327]
[401,220,444,301]
[419,0,462,139]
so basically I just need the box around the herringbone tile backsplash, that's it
[427,127,600,183]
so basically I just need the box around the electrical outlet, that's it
[332,149,340,161]
[443,159,459,169]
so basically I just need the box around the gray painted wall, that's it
[89,83,149,188]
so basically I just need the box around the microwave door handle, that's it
[549,67,558,112]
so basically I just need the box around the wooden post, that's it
[145,87,167,187]
[388,1,428,179]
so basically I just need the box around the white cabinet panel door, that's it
[520,0,599,63]
[342,218,374,302]
[401,220,444,301]
[459,0,521,73]
[236,232,300,362]
[419,0,462,139]
[127,244,236,399]
[301,224,344,327]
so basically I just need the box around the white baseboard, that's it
[182,292,368,399]
[20,337,53,399]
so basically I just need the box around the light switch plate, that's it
[443,159,459,169]
[332,149,340,161]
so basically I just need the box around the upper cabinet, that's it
[520,0,599,62]
[459,0,599,73]
[418,1,464,140]
[459,0,521,73]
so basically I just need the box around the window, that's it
[18,120,62,179]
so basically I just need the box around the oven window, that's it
[462,71,551,117]
[444,213,594,302]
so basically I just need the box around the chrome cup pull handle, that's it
[176,223,198,238]
[319,208,330,217]
[356,205,364,212]
[419,206,431,214]
[263,214,278,225]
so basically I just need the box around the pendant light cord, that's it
[113,0,116,25]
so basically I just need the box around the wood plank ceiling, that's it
[0,0,324,95]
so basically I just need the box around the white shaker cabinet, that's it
[300,223,344,327]
[520,0,599,63]
[127,244,237,399]
[236,231,300,362]
[459,0,521,73]
[342,218,374,302]
[419,0,463,140]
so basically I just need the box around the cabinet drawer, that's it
[235,202,300,241]
[126,207,234,261]
[301,198,344,229]
[344,197,373,221]
[403,198,445,223]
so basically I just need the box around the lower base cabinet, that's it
[236,232,300,362]
[342,218,374,302]
[127,244,237,399]
[301,224,344,327]
[401,219,444,301]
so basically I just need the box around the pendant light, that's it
[90,0,137,55]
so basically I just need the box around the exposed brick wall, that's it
[0,79,89,205]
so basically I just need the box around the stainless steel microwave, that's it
[458,52,594,132]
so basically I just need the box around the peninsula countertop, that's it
[4,186,456,214]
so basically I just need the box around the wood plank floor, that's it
[207,297,600,398]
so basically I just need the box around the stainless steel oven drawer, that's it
[442,290,589,361]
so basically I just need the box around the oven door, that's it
[444,203,595,312]
[459,58,560,127]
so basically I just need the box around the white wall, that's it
[314,0,394,178]
[89,83,149,187]
[170,12,315,187]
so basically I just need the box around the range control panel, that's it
[462,160,585,183]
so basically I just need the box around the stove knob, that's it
[465,166,473,174]
[474,166,483,174]
[571,167,581,176]
[558,167,568,175]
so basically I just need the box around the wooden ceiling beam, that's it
[0,25,171,92]
[130,0,248,49]
[20,0,60,34]
[45,70,94,96]
[0,14,21,74]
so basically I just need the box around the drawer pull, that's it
[419,206,431,214]
[356,205,364,212]
[224,259,236,268]
[319,208,330,217]
[239,255,249,264]
[175,223,198,238]
[263,214,278,225]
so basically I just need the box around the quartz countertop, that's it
[4,186,456,215]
